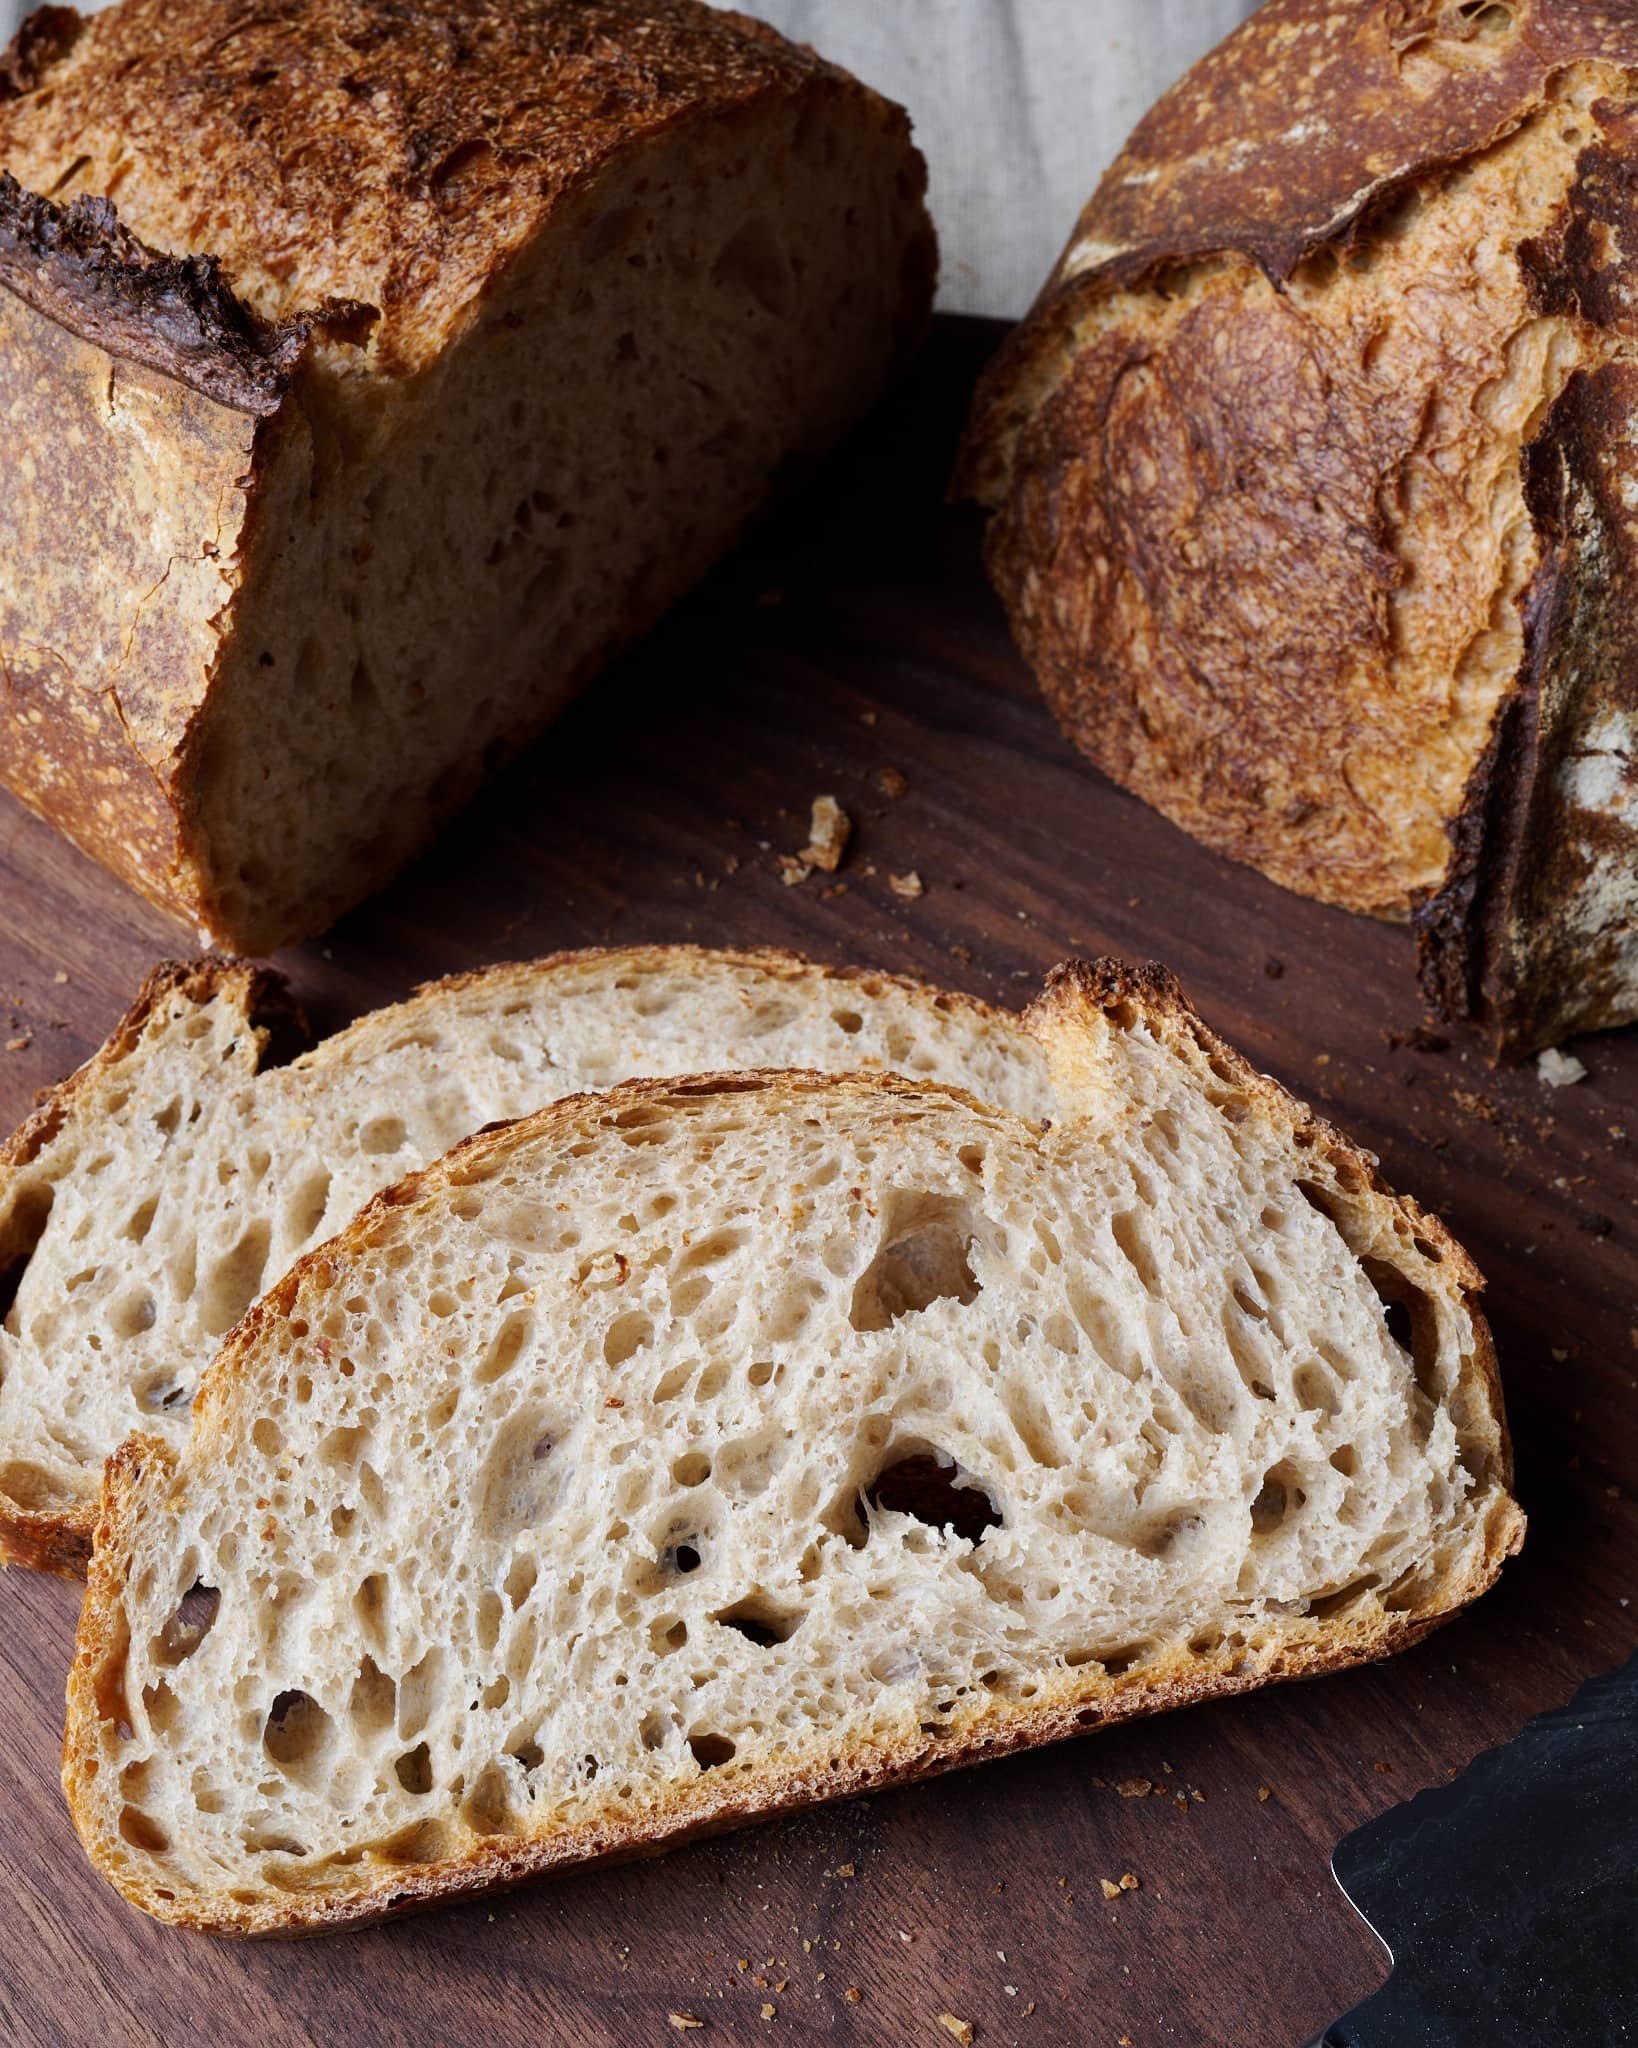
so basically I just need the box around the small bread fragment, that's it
[0,947,1052,1573]
[64,960,1521,1933]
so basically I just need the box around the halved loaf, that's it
[0,947,1053,1574]
[66,960,1522,1934]
[0,0,933,949]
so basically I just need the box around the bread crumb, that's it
[1119,1872,1139,1892]
[5,1036,30,1053]
[1258,1785,1272,1802]
[835,1862,856,1877]
[889,870,924,899]
[1116,1778,1151,1798]
[760,2003,776,2021]
[949,944,972,963]
[778,855,810,887]
[878,765,909,799]
[737,1959,749,1971]
[859,709,878,726]
[802,795,851,873]
[1099,1878,1122,1900]
[668,2015,705,2032]
[52,970,69,984]
[1538,1047,1588,1088]
[938,2014,975,2045]
[844,1987,862,2004]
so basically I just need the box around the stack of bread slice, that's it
[0,946,1520,1932]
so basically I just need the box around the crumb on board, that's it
[803,795,852,873]
[1100,1878,1122,1900]
[1258,1785,1272,1802]
[878,765,909,799]
[5,1036,30,1053]
[668,2015,705,2032]
[844,1987,862,2004]
[1120,1872,1140,1892]
[1537,1047,1588,1089]
[938,2014,975,2045]
[1116,1778,1151,1799]
[760,2003,777,2021]
[778,855,810,887]
[889,870,924,899]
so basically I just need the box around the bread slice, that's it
[0,948,1053,1575]
[0,1,933,951]
[65,960,1522,1934]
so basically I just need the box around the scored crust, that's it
[958,0,1638,1055]
[62,958,1523,1935]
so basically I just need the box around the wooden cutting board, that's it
[0,318,1632,2048]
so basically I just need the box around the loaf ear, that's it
[1024,956,1251,1112]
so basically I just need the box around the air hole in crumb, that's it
[263,1690,334,1779]
[154,1581,219,1665]
[0,1183,53,1327]
[849,1193,982,1331]
[360,1117,407,1156]
[671,1450,712,1487]
[394,1742,433,1795]
[688,1731,736,1770]
[119,1806,170,1853]
[1361,1258,1440,1404]
[640,1710,669,1752]
[842,1444,1001,1546]
[477,1311,532,1384]
[713,1597,801,1647]
[832,1009,863,1034]
[1250,1463,1304,1538]
[111,1287,158,1339]
[603,1311,653,1367]
[199,1220,271,1337]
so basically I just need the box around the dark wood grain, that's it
[0,318,1633,2048]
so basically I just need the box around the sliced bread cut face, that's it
[0,948,1053,1574]
[0,1,935,951]
[66,962,1522,1934]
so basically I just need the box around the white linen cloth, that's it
[0,0,1259,314]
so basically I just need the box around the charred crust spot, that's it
[0,171,309,414]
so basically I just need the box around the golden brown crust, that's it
[0,956,306,1576]
[960,0,1638,1051]
[62,956,1522,1934]
[0,1,930,949]
[0,0,864,378]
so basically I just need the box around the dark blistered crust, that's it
[64,957,1522,1933]
[1416,120,1638,1058]
[0,171,308,416]
[0,6,81,101]
[961,0,1638,1054]
[1022,0,1638,312]
[0,957,307,1577]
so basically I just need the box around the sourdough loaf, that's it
[0,1,934,951]
[0,946,1052,1574]
[958,0,1638,1057]
[64,959,1521,1933]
